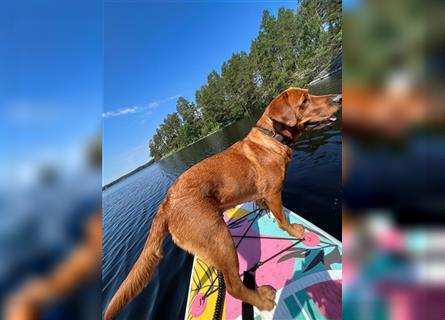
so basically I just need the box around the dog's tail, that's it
[103,212,168,320]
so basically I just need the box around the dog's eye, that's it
[302,97,309,106]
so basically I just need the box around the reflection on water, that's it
[102,82,341,319]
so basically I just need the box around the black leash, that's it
[212,271,225,320]
[242,271,255,320]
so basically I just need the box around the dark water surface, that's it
[102,85,341,319]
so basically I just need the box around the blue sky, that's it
[103,0,297,185]
[0,0,102,187]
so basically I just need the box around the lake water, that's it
[102,83,342,319]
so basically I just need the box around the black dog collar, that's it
[254,126,292,146]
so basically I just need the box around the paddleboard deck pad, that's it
[184,201,342,320]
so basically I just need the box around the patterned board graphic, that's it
[185,202,342,320]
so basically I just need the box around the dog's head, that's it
[260,87,341,142]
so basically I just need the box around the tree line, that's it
[149,0,342,160]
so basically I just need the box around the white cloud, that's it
[102,106,141,118]
[166,94,181,101]
[148,101,160,109]
[103,94,181,118]
[148,94,181,109]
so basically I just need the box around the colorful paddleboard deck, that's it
[184,202,342,320]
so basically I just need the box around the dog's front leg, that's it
[265,193,305,239]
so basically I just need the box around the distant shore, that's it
[102,159,155,190]
[102,120,238,191]
[157,120,238,160]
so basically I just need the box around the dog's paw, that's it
[255,285,276,311]
[288,223,305,239]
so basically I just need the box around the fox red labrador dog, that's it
[104,88,340,319]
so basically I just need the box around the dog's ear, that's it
[266,93,297,127]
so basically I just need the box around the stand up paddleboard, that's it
[184,201,342,320]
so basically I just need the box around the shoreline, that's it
[102,159,155,191]
[102,119,242,191]
[157,120,238,161]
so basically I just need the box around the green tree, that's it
[250,8,301,104]
[149,128,165,160]
[176,97,203,145]
[163,112,182,150]
[195,70,229,128]
[294,0,341,82]
[221,51,260,117]
[149,112,182,160]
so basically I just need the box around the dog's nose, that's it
[331,94,342,103]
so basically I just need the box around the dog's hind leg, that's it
[169,201,276,311]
